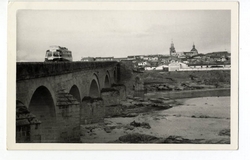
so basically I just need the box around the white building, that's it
[148,56,158,61]
[169,62,189,71]
[138,61,149,67]
[145,66,156,70]
[143,56,149,60]
[95,57,114,61]
[155,65,169,70]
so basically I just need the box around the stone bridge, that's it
[16,61,128,143]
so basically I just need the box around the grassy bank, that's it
[142,70,230,92]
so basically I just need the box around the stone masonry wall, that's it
[111,84,127,101]
[117,60,134,96]
[16,61,120,143]
[56,90,80,143]
[101,87,127,117]
[117,60,145,97]
[81,97,105,125]
[16,101,41,143]
[101,88,120,106]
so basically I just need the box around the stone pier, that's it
[111,84,127,101]
[56,90,80,143]
[80,97,105,125]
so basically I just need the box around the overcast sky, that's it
[17,10,230,62]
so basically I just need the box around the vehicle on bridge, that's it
[45,46,73,62]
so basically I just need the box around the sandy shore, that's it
[80,96,230,144]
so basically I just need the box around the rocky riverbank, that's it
[80,96,230,144]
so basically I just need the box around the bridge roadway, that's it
[17,61,118,81]
[16,61,121,143]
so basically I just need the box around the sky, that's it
[17,10,231,62]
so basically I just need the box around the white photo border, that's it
[7,2,238,150]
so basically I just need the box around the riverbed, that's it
[80,96,230,143]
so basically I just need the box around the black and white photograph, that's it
[8,2,238,150]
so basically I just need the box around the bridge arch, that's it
[28,85,57,142]
[104,71,111,88]
[16,100,27,110]
[69,85,81,102]
[88,74,100,98]
[113,66,117,83]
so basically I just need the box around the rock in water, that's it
[118,133,160,143]
[164,135,203,144]
[218,129,230,136]
[130,121,151,129]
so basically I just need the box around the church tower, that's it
[169,40,176,56]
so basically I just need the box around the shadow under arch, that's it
[28,86,57,143]
[104,71,111,88]
[89,74,100,98]
[113,66,117,83]
[69,85,81,102]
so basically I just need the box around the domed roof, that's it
[191,44,198,53]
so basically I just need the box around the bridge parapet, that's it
[17,61,118,81]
